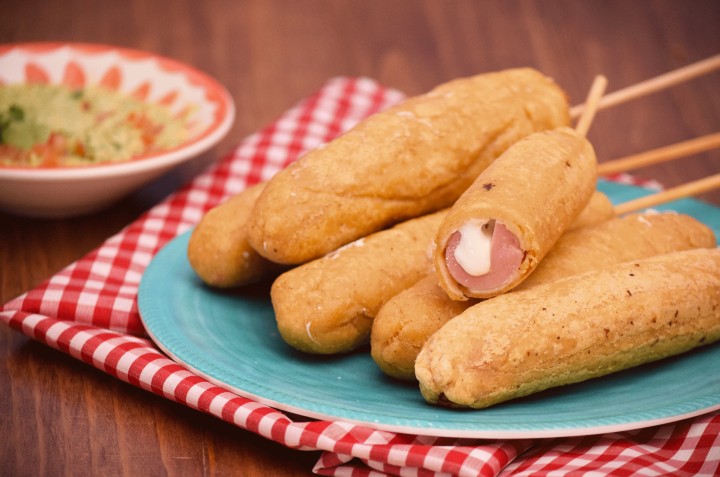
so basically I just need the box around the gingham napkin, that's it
[2,77,719,477]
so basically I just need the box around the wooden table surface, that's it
[2,1,719,475]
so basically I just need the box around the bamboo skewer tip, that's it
[574,75,608,137]
[613,173,720,215]
[598,131,720,176]
[570,53,720,118]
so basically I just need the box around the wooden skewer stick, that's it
[570,54,720,119]
[575,75,608,137]
[598,132,720,176]
[613,173,720,215]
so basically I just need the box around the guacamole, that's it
[0,83,189,167]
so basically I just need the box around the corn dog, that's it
[272,191,612,355]
[372,212,717,379]
[271,210,446,354]
[415,248,720,409]
[187,183,281,288]
[247,68,570,265]
[433,127,597,301]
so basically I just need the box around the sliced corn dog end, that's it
[433,127,597,300]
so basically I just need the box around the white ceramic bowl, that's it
[0,42,235,218]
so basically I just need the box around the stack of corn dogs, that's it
[187,61,720,409]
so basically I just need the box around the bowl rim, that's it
[0,41,235,180]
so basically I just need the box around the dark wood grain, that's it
[1,1,719,475]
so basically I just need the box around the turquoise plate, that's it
[138,180,720,438]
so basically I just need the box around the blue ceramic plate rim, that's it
[138,180,720,439]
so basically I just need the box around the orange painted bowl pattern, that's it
[0,42,235,217]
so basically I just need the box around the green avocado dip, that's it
[0,83,189,167]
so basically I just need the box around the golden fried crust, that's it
[434,127,597,300]
[371,274,468,379]
[187,183,281,288]
[571,190,614,230]
[247,68,570,264]
[271,210,446,354]
[416,248,720,408]
[523,212,716,287]
[372,213,716,380]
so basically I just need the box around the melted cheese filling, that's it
[454,220,495,276]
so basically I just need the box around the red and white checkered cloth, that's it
[2,77,719,476]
